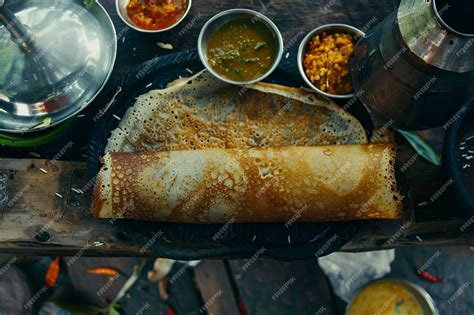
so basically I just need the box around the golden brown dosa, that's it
[106,70,368,153]
[93,144,402,223]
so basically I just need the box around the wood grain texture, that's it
[194,260,240,315]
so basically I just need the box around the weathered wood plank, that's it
[0,155,472,257]
[194,260,240,315]
[228,259,338,315]
[166,262,205,315]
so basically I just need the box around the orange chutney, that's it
[126,0,187,30]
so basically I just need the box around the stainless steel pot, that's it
[350,0,474,130]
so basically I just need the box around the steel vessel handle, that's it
[0,0,36,54]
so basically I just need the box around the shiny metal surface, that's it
[345,278,439,315]
[0,0,116,132]
[198,9,283,86]
[116,0,192,33]
[297,24,364,99]
[350,0,474,130]
[398,0,474,73]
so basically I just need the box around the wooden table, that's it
[1,0,473,257]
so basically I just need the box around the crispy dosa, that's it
[106,70,368,153]
[93,144,402,223]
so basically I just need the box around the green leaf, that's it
[83,0,95,8]
[108,305,122,315]
[53,302,105,315]
[112,260,146,304]
[396,129,441,166]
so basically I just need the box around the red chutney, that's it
[126,0,187,30]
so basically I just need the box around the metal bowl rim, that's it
[197,8,284,86]
[432,0,474,38]
[115,0,193,33]
[297,23,364,99]
[344,278,439,315]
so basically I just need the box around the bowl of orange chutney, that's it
[116,0,191,32]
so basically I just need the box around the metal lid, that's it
[0,0,116,133]
[397,0,474,73]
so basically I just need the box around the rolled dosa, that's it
[93,144,402,223]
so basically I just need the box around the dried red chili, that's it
[167,305,176,315]
[86,267,120,276]
[417,270,444,283]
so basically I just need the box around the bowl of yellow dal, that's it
[346,278,438,315]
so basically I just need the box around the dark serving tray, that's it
[88,49,376,260]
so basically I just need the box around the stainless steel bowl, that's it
[116,0,192,33]
[345,278,439,315]
[197,8,284,85]
[297,23,364,99]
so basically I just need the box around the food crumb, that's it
[157,42,174,50]
[29,152,41,158]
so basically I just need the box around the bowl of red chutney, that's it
[116,0,192,33]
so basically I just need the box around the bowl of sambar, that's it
[198,9,283,85]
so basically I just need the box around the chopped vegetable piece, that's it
[254,42,266,50]
[45,256,60,288]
